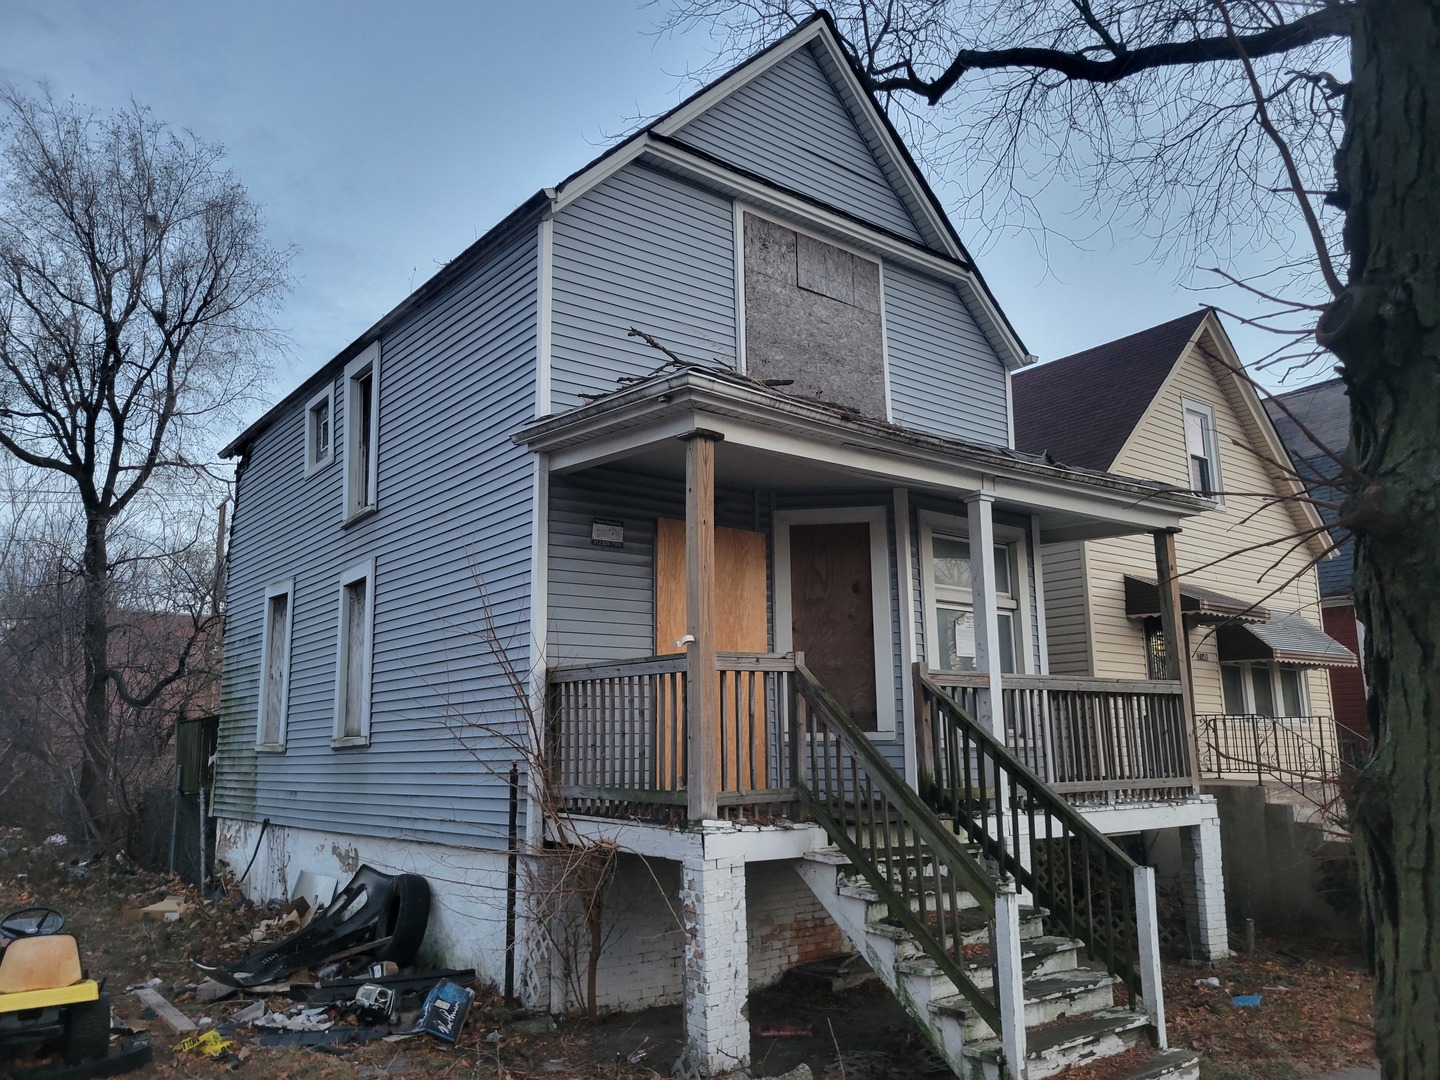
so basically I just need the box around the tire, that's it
[374,875,430,966]
[62,995,109,1064]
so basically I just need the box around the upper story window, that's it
[344,344,380,520]
[305,386,334,474]
[920,513,1026,675]
[334,558,376,746]
[1183,400,1221,500]
[257,578,294,749]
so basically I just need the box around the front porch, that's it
[519,369,1221,1077]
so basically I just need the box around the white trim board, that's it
[773,506,897,738]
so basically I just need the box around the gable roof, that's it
[224,14,1028,459]
[1011,309,1210,469]
[1265,378,1350,459]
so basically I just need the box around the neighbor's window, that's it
[257,579,294,749]
[927,532,1019,674]
[344,344,380,520]
[1222,662,1308,718]
[1183,401,1221,499]
[305,386,334,474]
[334,559,375,745]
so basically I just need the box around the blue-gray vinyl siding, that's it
[215,228,539,850]
[674,43,923,242]
[549,167,737,413]
[884,261,1010,446]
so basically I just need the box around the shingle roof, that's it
[1265,378,1350,458]
[1011,309,1211,470]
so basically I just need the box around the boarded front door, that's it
[655,518,769,790]
[788,522,879,731]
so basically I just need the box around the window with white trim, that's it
[1183,400,1221,499]
[1221,663,1308,718]
[305,386,334,474]
[257,579,294,749]
[344,344,380,520]
[334,559,375,745]
[920,516,1026,675]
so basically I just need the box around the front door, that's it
[787,521,880,731]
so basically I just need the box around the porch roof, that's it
[515,367,1212,542]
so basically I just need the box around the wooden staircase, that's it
[789,664,1200,1080]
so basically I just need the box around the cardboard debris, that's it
[236,897,311,944]
[123,896,192,925]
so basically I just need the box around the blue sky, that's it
[0,1,1318,445]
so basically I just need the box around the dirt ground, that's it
[0,839,1375,1080]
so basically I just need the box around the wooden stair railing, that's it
[917,671,1149,1011]
[791,662,1007,1038]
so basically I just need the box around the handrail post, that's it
[1133,864,1167,1049]
[994,881,1029,1078]
[682,429,723,821]
[967,494,1004,738]
[1153,529,1200,792]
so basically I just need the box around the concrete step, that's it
[960,1006,1153,1080]
[895,935,1080,992]
[835,875,982,921]
[930,967,1119,1041]
[1106,1048,1203,1080]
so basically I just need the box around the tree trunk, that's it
[77,511,112,842]
[1331,3,1440,1076]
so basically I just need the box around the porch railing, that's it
[546,652,798,821]
[923,669,1194,802]
[916,672,1161,1018]
[1196,713,1347,785]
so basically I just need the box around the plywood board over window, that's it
[655,518,768,791]
[743,213,887,418]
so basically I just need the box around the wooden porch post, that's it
[1153,529,1202,790]
[966,493,1004,737]
[683,430,723,821]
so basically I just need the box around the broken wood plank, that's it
[132,986,197,1033]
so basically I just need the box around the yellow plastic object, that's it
[0,935,84,993]
[0,978,100,1013]
[174,1030,232,1057]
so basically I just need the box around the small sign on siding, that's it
[591,518,624,548]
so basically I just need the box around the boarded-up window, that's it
[335,562,374,743]
[789,522,879,731]
[258,584,292,747]
[744,215,886,418]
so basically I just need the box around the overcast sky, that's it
[1,0,1326,447]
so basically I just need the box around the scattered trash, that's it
[44,833,68,847]
[356,1057,413,1078]
[355,983,400,1025]
[418,979,475,1043]
[544,1059,569,1072]
[173,1030,232,1057]
[130,987,197,1033]
[193,866,431,989]
[626,1038,650,1064]
[256,1005,336,1032]
[1231,994,1263,1008]
[287,967,475,1005]
[122,896,191,925]
[756,1025,814,1038]
[124,978,162,992]
[257,1026,395,1049]
[292,871,339,913]
[1194,976,1222,988]
[485,1030,503,1044]
[231,1000,265,1025]
[236,898,311,944]
[194,978,237,1002]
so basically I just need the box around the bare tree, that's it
[0,88,291,842]
[665,2,1433,1075]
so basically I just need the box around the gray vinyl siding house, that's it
[212,22,1220,1068]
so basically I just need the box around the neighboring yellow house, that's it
[1013,309,1356,780]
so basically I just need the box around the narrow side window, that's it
[344,343,380,519]
[334,559,375,746]
[304,385,334,474]
[1183,401,1222,500]
[257,579,294,749]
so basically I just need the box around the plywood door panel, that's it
[789,521,878,731]
[655,517,769,790]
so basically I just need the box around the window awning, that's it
[1123,575,1269,624]
[1216,611,1358,668]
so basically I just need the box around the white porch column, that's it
[678,853,749,1077]
[966,493,1003,736]
[1179,814,1231,962]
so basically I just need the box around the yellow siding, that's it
[1039,540,1092,675]
[1076,328,1334,722]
